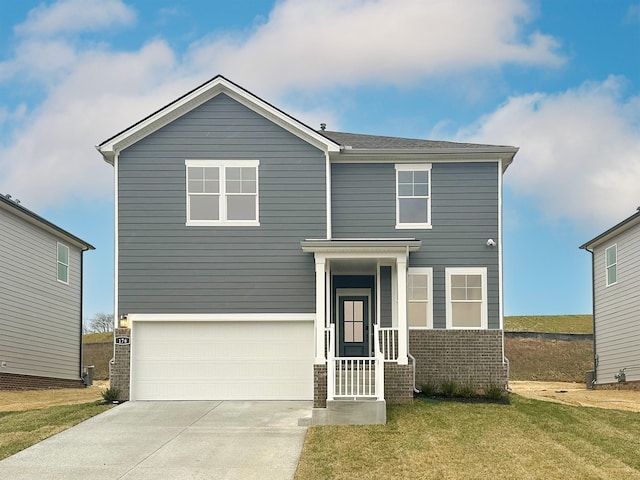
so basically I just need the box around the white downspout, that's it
[111,150,119,367]
[404,245,420,393]
[498,158,509,391]
[325,151,332,240]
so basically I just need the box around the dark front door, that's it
[338,296,369,357]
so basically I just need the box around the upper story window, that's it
[605,244,617,286]
[185,160,260,226]
[57,243,69,284]
[445,267,487,329]
[408,267,433,328]
[395,164,431,229]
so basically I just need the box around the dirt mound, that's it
[510,381,640,412]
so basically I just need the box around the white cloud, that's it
[185,0,564,93]
[0,40,78,82]
[457,76,640,228]
[626,4,640,24]
[0,0,566,209]
[0,40,181,208]
[15,0,136,38]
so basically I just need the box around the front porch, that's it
[311,325,414,425]
[301,239,420,425]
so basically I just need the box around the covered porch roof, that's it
[302,238,419,367]
[301,238,421,257]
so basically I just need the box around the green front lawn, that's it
[296,395,640,479]
[0,402,112,460]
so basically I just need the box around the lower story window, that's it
[445,267,487,329]
[408,267,433,328]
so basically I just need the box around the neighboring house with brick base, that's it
[0,194,94,390]
[580,208,640,389]
[98,75,518,424]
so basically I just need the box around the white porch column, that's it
[314,256,327,364]
[396,255,408,365]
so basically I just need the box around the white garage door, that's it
[131,320,314,401]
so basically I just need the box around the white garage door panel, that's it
[131,321,314,401]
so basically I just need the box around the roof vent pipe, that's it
[320,123,326,131]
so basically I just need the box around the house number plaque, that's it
[115,337,131,345]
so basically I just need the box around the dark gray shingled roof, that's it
[0,194,94,250]
[580,208,640,250]
[318,130,512,150]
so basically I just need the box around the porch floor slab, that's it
[312,399,386,425]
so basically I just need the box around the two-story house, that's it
[0,194,94,389]
[97,76,518,424]
[580,208,640,389]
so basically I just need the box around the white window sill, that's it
[186,220,261,227]
[395,223,432,230]
[446,326,487,330]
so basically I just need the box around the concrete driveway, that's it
[0,400,312,480]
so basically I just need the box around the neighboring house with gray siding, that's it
[98,75,518,424]
[580,208,640,388]
[0,194,94,389]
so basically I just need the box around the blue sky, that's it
[1,0,638,319]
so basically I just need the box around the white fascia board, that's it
[97,76,339,164]
[127,313,316,322]
[330,148,518,172]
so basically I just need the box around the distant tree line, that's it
[83,313,114,334]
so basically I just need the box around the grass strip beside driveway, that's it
[0,402,112,461]
[296,395,640,480]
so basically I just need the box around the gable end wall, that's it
[0,208,82,381]
[592,222,640,384]
[117,93,326,315]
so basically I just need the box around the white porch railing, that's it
[378,328,399,361]
[332,357,381,398]
[327,324,384,400]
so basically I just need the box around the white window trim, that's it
[445,267,487,329]
[605,244,617,287]
[395,163,432,230]
[185,159,260,226]
[57,242,69,285]
[408,267,433,329]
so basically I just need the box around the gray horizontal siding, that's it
[118,93,326,314]
[332,162,500,329]
[593,222,640,383]
[380,266,392,328]
[0,208,82,380]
